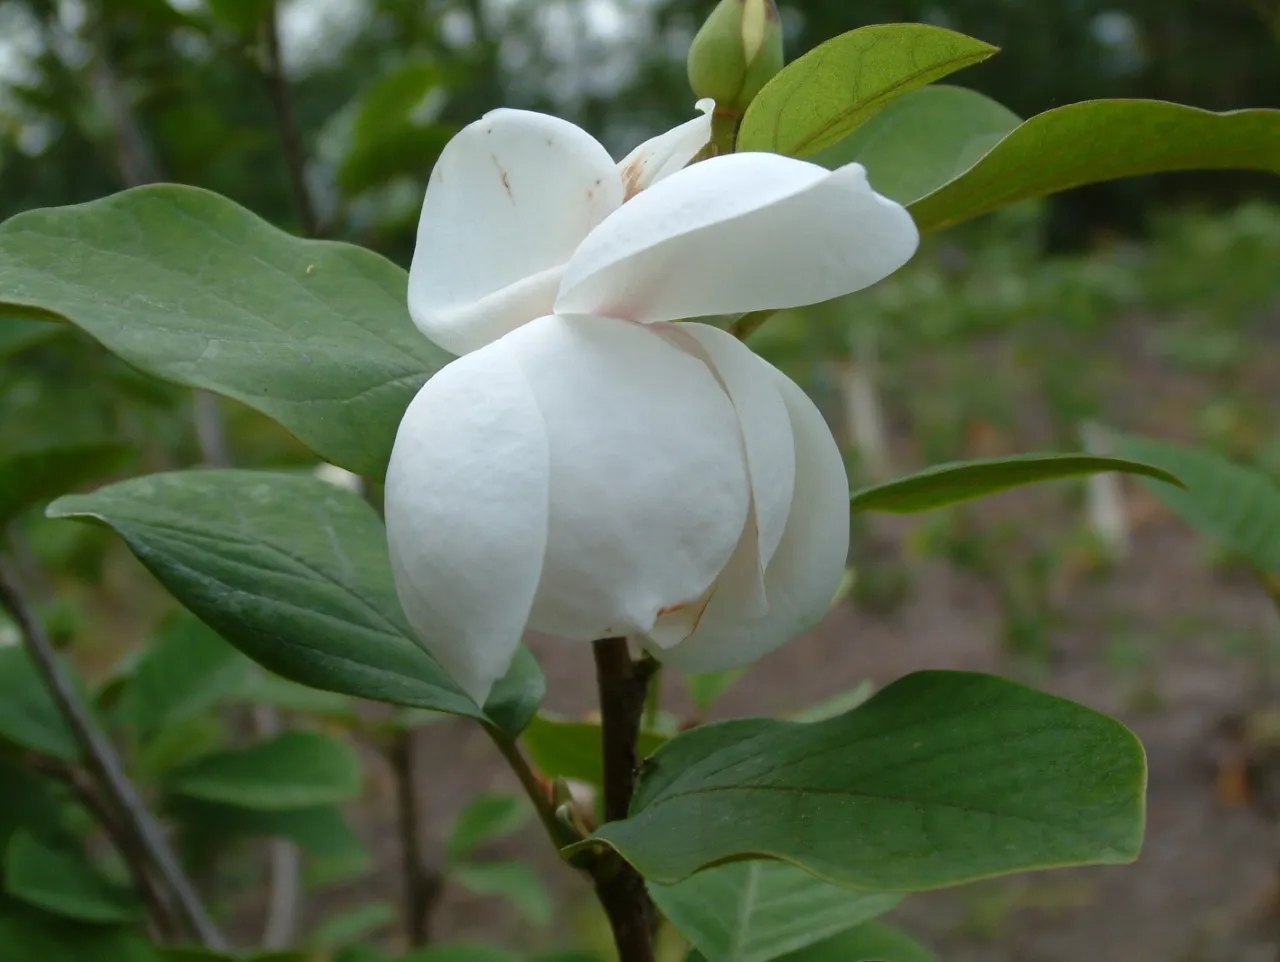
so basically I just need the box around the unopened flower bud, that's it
[687,0,784,115]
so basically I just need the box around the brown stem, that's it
[0,561,226,949]
[388,729,444,947]
[260,2,320,236]
[483,724,571,850]
[591,638,659,962]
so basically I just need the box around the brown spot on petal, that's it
[620,158,647,201]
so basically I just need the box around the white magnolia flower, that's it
[386,107,919,703]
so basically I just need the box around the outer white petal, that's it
[646,368,850,674]
[408,109,625,355]
[616,99,714,199]
[384,343,550,705]
[555,153,919,323]
[504,314,750,641]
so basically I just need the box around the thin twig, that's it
[260,2,320,236]
[0,561,227,949]
[388,729,444,947]
[590,638,658,962]
[483,724,570,850]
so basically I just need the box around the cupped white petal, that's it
[646,367,850,674]
[617,99,715,199]
[384,342,550,705]
[665,322,795,572]
[503,314,751,641]
[555,153,919,323]
[408,109,625,355]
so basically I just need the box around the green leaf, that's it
[752,922,936,962]
[450,861,553,926]
[340,61,454,196]
[166,798,365,858]
[0,760,70,848]
[400,946,519,962]
[848,453,1183,514]
[0,646,79,760]
[232,670,361,722]
[0,316,62,360]
[0,903,159,962]
[785,682,874,723]
[649,861,900,962]
[446,794,532,861]
[0,185,448,477]
[310,900,395,949]
[49,469,541,728]
[164,731,361,810]
[483,645,546,737]
[162,952,312,962]
[909,101,1280,232]
[205,0,271,35]
[523,713,668,790]
[1115,434,1280,572]
[0,441,132,527]
[812,85,1021,205]
[119,615,249,736]
[737,25,997,157]
[4,831,141,923]
[591,671,1145,890]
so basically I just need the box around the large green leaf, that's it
[755,922,935,962]
[813,85,1021,205]
[591,671,1145,890]
[0,647,79,761]
[910,100,1280,232]
[118,615,249,736]
[0,185,448,476]
[164,731,361,810]
[0,441,132,527]
[1116,434,1280,572]
[4,831,141,923]
[737,24,997,157]
[49,470,543,729]
[523,713,669,790]
[848,453,1182,514]
[650,861,900,962]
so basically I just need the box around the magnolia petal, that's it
[649,369,850,674]
[384,343,550,704]
[408,109,625,355]
[504,314,751,641]
[669,323,795,571]
[617,99,715,199]
[555,153,919,323]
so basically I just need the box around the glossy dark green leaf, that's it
[118,615,249,736]
[450,861,553,926]
[592,671,1145,890]
[910,101,1280,232]
[49,470,541,729]
[650,861,900,962]
[522,713,668,790]
[4,831,141,923]
[0,185,448,476]
[0,646,79,761]
[446,794,532,861]
[812,85,1020,205]
[164,731,361,810]
[737,25,997,157]
[849,453,1183,514]
[0,441,132,527]
[1115,434,1280,572]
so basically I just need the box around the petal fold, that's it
[617,99,715,199]
[409,109,624,355]
[647,368,850,673]
[555,153,919,323]
[384,344,550,704]
[505,314,751,642]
